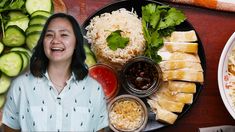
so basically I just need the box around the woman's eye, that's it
[61,34,68,37]
[45,33,53,37]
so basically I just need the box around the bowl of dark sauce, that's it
[121,56,162,98]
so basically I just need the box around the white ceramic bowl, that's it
[218,32,235,119]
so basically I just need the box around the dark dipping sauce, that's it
[125,61,157,90]
[121,56,162,98]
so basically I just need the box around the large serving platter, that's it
[218,32,235,120]
[82,0,206,131]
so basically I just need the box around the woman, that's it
[2,13,108,132]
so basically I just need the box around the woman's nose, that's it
[51,34,61,44]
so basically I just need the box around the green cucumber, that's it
[26,31,41,51]
[0,73,11,94]
[2,25,26,47]
[8,11,28,20]
[0,94,5,108]
[26,0,52,14]
[26,24,44,36]
[0,52,23,77]
[0,42,4,54]
[84,44,93,54]
[31,10,51,18]
[29,16,48,26]
[85,53,96,67]
[17,52,29,73]
[10,47,32,57]
[5,17,30,31]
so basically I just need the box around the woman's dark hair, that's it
[30,13,88,81]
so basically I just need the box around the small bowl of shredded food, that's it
[120,56,162,98]
[108,95,148,132]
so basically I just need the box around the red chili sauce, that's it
[89,64,118,100]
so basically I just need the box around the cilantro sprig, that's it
[142,4,186,63]
[106,30,129,51]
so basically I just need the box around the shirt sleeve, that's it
[2,77,22,130]
[95,84,109,131]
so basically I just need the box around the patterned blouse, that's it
[2,71,108,131]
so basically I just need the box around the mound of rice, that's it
[85,8,146,67]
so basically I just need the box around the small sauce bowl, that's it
[108,95,148,132]
[120,56,162,98]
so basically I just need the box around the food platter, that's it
[218,32,235,120]
[82,0,206,131]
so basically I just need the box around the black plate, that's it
[82,0,206,131]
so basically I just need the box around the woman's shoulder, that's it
[85,75,101,86]
[11,71,37,84]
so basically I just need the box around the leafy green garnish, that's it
[142,4,186,63]
[106,30,129,51]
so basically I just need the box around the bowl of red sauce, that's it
[89,63,119,102]
[120,56,162,98]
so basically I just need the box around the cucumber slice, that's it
[8,11,28,20]
[10,47,32,57]
[26,24,44,36]
[5,17,30,31]
[85,53,96,67]
[29,16,48,26]
[0,42,4,54]
[31,10,51,18]
[17,52,29,73]
[0,73,11,94]
[0,94,6,108]
[26,0,52,14]
[26,31,41,51]
[0,52,23,77]
[2,25,26,47]
[84,44,93,54]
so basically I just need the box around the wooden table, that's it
[64,0,235,131]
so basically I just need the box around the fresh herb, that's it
[106,30,129,51]
[142,4,186,63]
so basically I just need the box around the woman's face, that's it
[43,17,76,63]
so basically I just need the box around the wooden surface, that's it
[63,0,235,131]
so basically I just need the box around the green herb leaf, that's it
[158,7,186,30]
[106,30,129,51]
[142,4,186,63]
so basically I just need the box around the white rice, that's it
[85,8,145,65]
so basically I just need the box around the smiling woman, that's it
[1,13,108,132]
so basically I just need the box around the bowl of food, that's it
[89,63,119,102]
[108,94,148,132]
[120,56,162,98]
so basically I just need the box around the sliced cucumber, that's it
[26,0,52,14]
[8,11,28,20]
[84,44,93,54]
[0,52,23,77]
[26,24,44,36]
[26,31,41,50]
[0,73,11,94]
[2,25,26,47]
[10,47,32,57]
[0,94,6,108]
[0,42,4,54]
[31,10,51,18]
[85,53,96,67]
[5,17,30,31]
[29,16,48,26]
[17,52,29,73]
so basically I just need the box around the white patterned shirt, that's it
[2,71,108,132]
